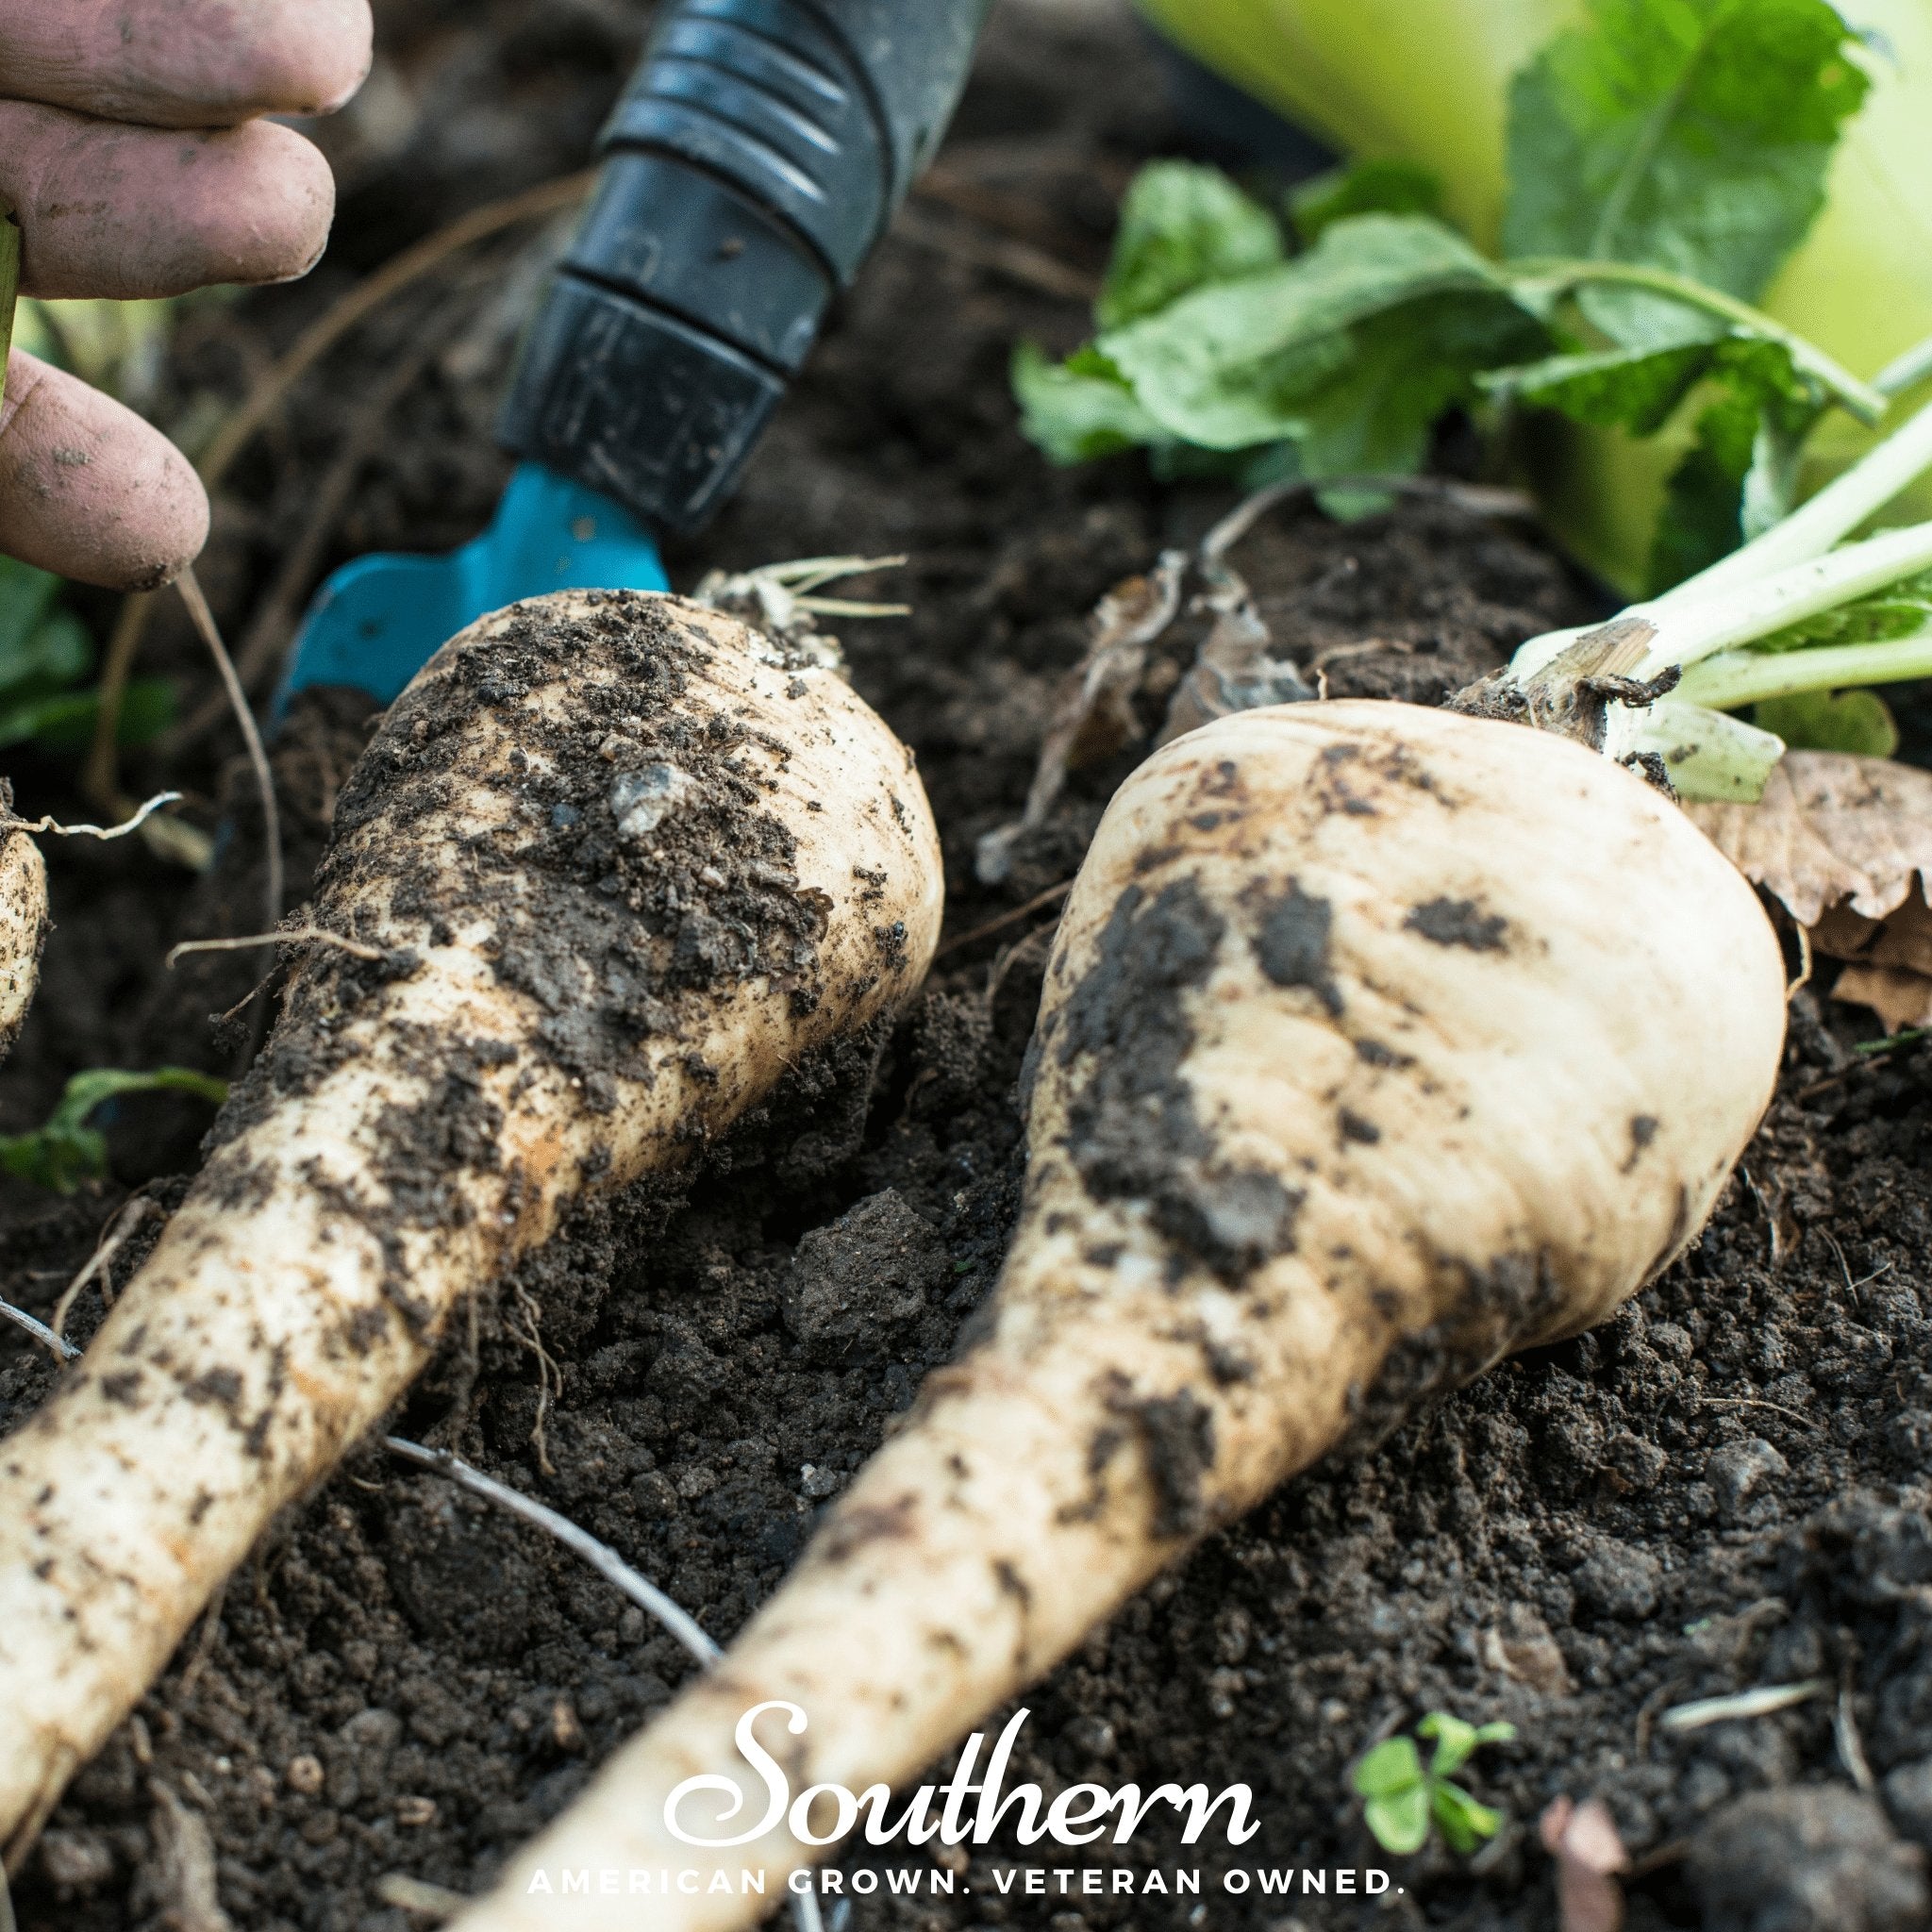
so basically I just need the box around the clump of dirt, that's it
[10,6,1932,1931]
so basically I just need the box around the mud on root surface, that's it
[8,3,1932,1929]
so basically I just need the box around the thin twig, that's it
[51,1195,156,1341]
[198,172,595,497]
[1836,1672,1875,1791]
[177,568,283,931]
[890,204,1097,303]
[168,323,448,746]
[384,1439,718,1661]
[85,169,596,807]
[0,791,181,841]
[167,927,384,971]
[1657,1679,1830,1732]
[0,1299,80,1363]
[938,878,1074,958]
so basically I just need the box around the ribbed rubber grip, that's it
[501,0,993,534]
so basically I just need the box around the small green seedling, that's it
[1352,1712,1517,1857]
[0,1068,227,1193]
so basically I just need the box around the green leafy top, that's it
[1015,0,1875,590]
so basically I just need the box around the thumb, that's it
[0,348,208,591]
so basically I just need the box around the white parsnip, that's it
[0,591,941,1860]
[0,794,47,1065]
[454,700,1785,1931]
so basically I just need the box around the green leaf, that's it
[1298,291,1544,482]
[1753,688,1900,757]
[0,1067,227,1193]
[1291,158,1444,247]
[1482,342,1709,434]
[1012,341,1166,466]
[1746,567,1932,654]
[1503,0,1870,311]
[1096,161,1285,330]
[1649,338,1821,590]
[1097,214,1519,451]
[1417,1711,1478,1777]
[1352,1737,1423,1799]
[1364,1786,1432,1857]
[0,556,73,691]
[0,678,174,753]
[1431,1781,1504,1856]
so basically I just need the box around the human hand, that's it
[0,1,373,591]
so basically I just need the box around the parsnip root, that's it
[453,700,1785,1931]
[0,786,48,1066]
[0,591,941,1859]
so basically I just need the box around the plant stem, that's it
[1676,628,1932,710]
[1661,397,1932,608]
[1637,519,1932,677]
[0,207,19,420]
[1507,257,1886,423]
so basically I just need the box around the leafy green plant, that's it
[1352,1712,1517,1857]
[0,555,174,752]
[0,1068,227,1193]
[1019,0,1886,591]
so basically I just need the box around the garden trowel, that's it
[282,0,993,709]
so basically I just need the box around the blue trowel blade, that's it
[278,461,671,710]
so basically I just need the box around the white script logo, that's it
[665,1703,1261,1852]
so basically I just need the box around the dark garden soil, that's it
[8,5,1932,1930]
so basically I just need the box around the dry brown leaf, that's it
[1688,751,1932,925]
[1540,1795,1629,1932]
[1689,751,1932,1029]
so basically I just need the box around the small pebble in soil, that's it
[284,1754,324,1796]
[609,764,691,841]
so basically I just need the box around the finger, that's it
[0,0,372,128]
[0,351,208,591]
[0,105,334,300]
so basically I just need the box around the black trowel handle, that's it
[498,0,993,535]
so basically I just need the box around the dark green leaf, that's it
[0,552,62,679]
[1098,214,1519,451]
[1753,689,1900,756]
[1649,336,1822,589]
[0,1066,227,1194]
[1096,161,1285,330]
[1483,342,1709,433]
[1296,292,1545,482]
[1504,0,1870,312]
[1291,158,1444,247]
[0,677,174,753]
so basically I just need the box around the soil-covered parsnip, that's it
[0,591,941,1858]
[456,700,1785,1930]
[0,782,48,1065]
